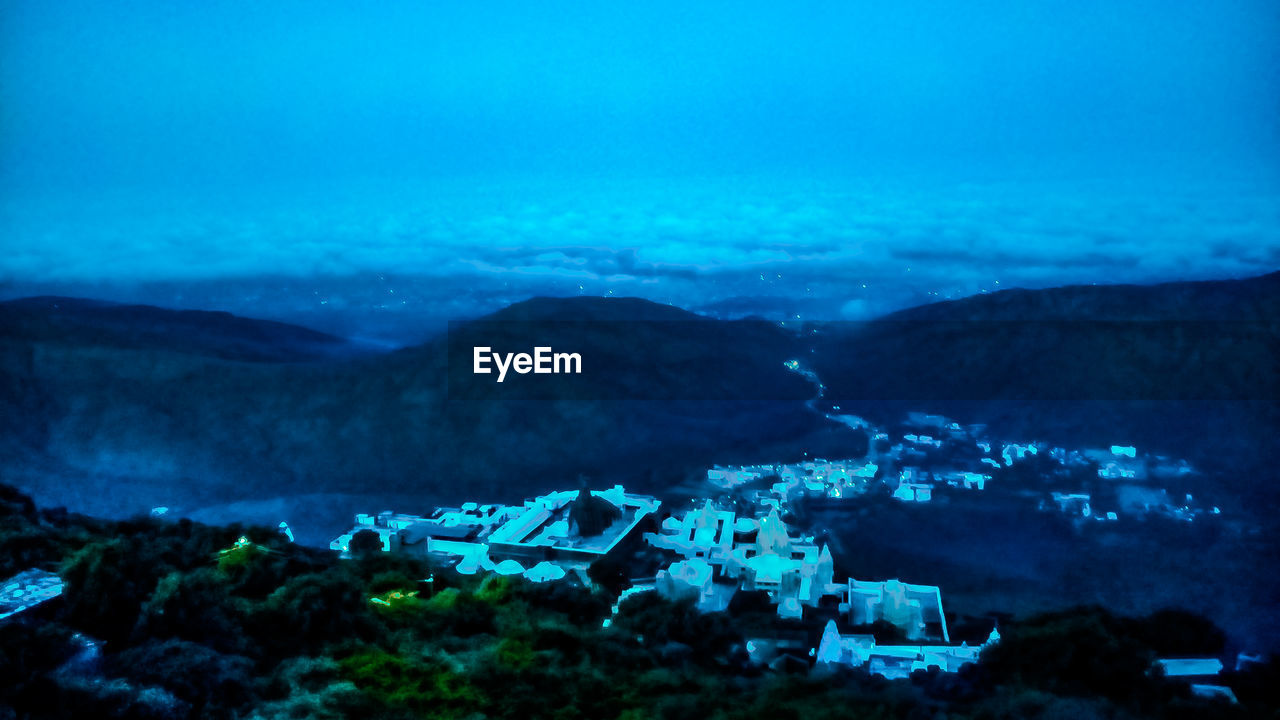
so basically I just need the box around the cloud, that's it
[839,298,873,320]
[1,175,1277,327]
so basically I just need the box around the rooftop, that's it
[1157,658,1224,677]
[488,487,660,556]
[0,568,64,622]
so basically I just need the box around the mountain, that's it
[3,278,1276,651]
[1,273,1277,536]
[0,296,827,530]
[875,271,1280,323]
[808,272,1279,481]
[0,296,362,363]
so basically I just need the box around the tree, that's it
[61,539,166,644]
[978,607,1168,710]
[1137,609,1226,657]
[612,592,743,667]
[347,529,384,558]
[338,648,485,716]
[133,568,246,653]
[568,489,621,537]
[251,567,379,655]
[112,639,255,719]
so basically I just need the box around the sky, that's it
[2,1,1278,341]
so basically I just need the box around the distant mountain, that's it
[808,272,1279,480]
[481,295,707,323]
[876,271,1280,323]
[0,296,827,523]
[1,273,1276,528]
[0,296,361,363]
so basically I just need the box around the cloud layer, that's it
[1,173,1276,342]
[4,173,1277,286]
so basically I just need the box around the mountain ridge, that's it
[0,295,360,363]
[879,271,1280,323]
[0,272,1275,526]
[6,268,1278,356]
[0,291,825,524]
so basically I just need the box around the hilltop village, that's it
[332,485,996,680]
[330,406,1224,685]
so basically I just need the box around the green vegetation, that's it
[1,484,1276,719]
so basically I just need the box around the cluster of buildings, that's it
[697,406,1215,525]
[1042,487,1219,524]
[336,484,980,679]
[331,486,661,583]
[1156,657,1242,704]
[699,413,1004,515]
[706,459,879,510]
[646,501,950,641]
[775,359,1217,518]
[325,405,1220,684]
[815,618,998,679]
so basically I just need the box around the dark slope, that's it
[879,271,1280,323]
[482,295,706,323]
[0,296,360,363]
[3,274,1276,524]
[444,296,808,401]
[0,296,825,520]
[809,272,1280,482]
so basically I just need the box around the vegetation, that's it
[1,485,1276,719]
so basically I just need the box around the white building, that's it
[647,505,840,618]
[1001,443,1039,466]
[816,619,997,679]
[892,471,933,502]
[656,558,721,608]
[707,466,766,489]
[1051,492,1092,518]
[846,578,949,642]
[332,486,661,582]
[648,500,736,561]
[0,569,64,622]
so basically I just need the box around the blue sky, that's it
[2,1,1278,338]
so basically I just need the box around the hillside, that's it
[5,484,1271,719]
[0,297,362,363]
[808,272,1280,486]
[1,273,1277,533]
[0,296,823,528]
[878,272,1280,323]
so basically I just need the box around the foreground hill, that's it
[5,485,1271,719]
